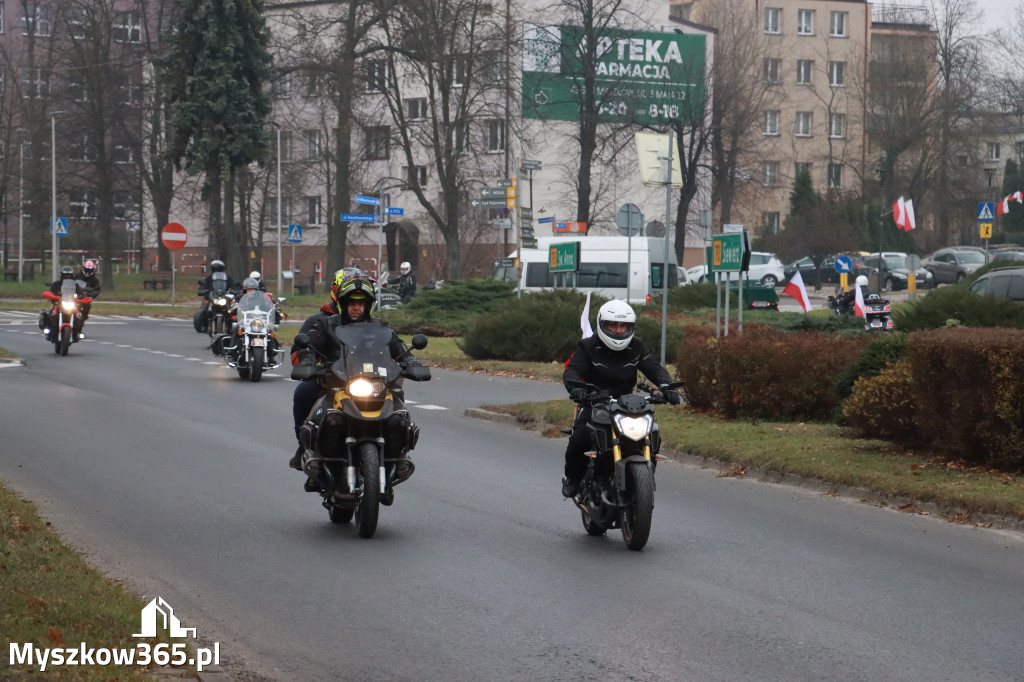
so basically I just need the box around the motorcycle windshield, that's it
[330,322,400,383]
[237,291,275,313]
[211,272,229,296]
[60,279,80,302]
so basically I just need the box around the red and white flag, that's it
[580,292,594,339]
[997,191,1024,216]
[893,196,916,231]
[782,270,812,314]
[903,198,916,231]
[854,281,867,318]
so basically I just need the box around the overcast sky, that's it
[978,0,1018,35]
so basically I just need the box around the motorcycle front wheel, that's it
[59,327,72,356]
[354,442,380,538]
[620,463,654,551]
[249,347,265,382]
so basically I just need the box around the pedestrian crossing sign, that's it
[978,203,995,221]
[288,224,302,243]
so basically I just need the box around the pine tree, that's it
[162,0,273,274]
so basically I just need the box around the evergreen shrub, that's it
[383,278,514,336]
[842,362,919,444]
[891,285,1024,331]
[834,332,909,399]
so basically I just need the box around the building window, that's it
[0,4,4,32]
[762,161,779,187]
[272,73,291,99]
[764,7,781,34]
[795,111,812,137]
[118,81,140,107]
[797,9,814,35]
[113,10,140,43]
[365,60,388,92]
[68,8,89,38]
[365,126,389,160]
[405,165,428,189]
[763,110,780,136]
[448,55,469,86]
[764,58,780,84]
[829,61,845,87]
[486,119,505,152]
[988,142,1001,161]
[1016,141,1024,160]
[829,113,846,138]
[406,97,427,120]
[306,196,321,225]
[452,120,469,154]
[305,129,321,160]
[21,4,51,37]
[113,130,135,164]
[22,68,47,99]
[828,162,843,188]
[956,154,969,167]
[764,211,780,234]
[68,74,89,102]
[113,191,140,222]
[830,11,848,37]
[279,130,292,162]
[69,133,95,162]
[268,196,293,224]
[69,189,96,219]
[795,162,811,178]
[796,60,813,85]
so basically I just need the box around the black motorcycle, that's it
[826,291,894,331]
[194,272,236,337]
[291,325,430,537]
[565,380,684,551]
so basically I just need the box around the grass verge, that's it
[0,481,191,680]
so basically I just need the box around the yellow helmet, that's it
[332,273,377,311]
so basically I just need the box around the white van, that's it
[492,235,680,305]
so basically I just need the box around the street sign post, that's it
[50,217,68,236]
[384,207,404,216]
[710,233,746,272]
[288,224,303,243]
[340,213,376,223]
[471,198,509,209]
[355,194,381,206]
[160,222,187,305]
[520,159,542,171]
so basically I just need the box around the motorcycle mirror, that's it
[293,332,310,349]
[402,365,431,381]
[277,297,287,303]
[411,333,428,350]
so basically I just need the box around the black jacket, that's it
[73,271,100,295]
[292,312,414,366]
[563,335,672,398]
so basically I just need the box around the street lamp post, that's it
[985,166,997,260]
[17,129,27,282]
[273,122,282,296]
[51,113,59,281]
[876,159,887,291]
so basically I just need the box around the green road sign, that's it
[709,233,748,272]
[549,241,580,272]
[522,25,706,126]
[522,238,539,249]
[472,197,509,208]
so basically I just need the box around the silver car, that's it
[923,247,988,284]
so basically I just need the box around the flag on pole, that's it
[854,282,867,318]
[904,198,916,231]
[782,270,812,314]
[997,194,1012,216]
[893,197,907,229]
[580,292,593,339]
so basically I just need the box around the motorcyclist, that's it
[289,271,421,476]
[390,261,417,304]
[73,260,101,322]
[42,266,89,341]
[249,270,268,292]
[196,260,237,332]
[560,299,681,498]
[833,275,875,313]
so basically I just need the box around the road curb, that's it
[464,407,1024,535]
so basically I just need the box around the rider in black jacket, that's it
[289,271,420,473]
[561,299,681,498]
[73,260,100,322]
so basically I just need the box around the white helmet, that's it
[855,275,869,288]
[249,270,261,282]
[596,300,636,351]
[400,262,411,275]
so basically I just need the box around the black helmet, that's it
[210,260,225,273]
[60,266,75,280]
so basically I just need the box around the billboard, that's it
[522,24,706,126]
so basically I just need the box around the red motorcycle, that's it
[41,279,93,356]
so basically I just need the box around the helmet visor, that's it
[599,319,635,342]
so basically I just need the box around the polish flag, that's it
[580,291,593,339]
[782,270,812,314]
[997,194,1012,216]
[854,281,867,318]
[903,199,916,231]
[893,197,907,229]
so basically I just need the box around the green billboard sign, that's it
[709,233,749,272]
[522,24,706,125]
[549,241,581,272]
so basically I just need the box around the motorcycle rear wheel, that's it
[354,443,380,538]
[59,327,71,356]
[620,463,654,551]
[249,347,265,382]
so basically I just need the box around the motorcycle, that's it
[291,325,431,537]
[194,272,235,337]
[565,379,684,551]
[40,279,93,356]
[216,291,285,381]
[826,291,894,331]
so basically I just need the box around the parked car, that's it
[989,249,1024,263]
[967,266,1024,301]
[684,251,785,287]
[923,246,988,284]
[861,252,934,291]
[784,255,867,287]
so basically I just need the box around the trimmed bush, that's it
[835,332,909,399]
[676,323,867,421]
[906,327,1024,469]
[842,362,919,443]
[891,284,1024,331]
[382,278,515,335]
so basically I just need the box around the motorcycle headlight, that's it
[214,297,227,306]
[61,300,76,312]
[249,318,266,333]
[347,378,375,397]
[613,413,653,441]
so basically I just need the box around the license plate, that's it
[870,321,882,328]
[251,337,265,347]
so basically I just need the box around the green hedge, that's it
[382,278,515,335]
[891,284,1024,331]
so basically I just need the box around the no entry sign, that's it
[161,223,188,251]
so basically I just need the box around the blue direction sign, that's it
[340,213,376,223]
[537,216,554,224]
[50,217,68,236]
[288,224,303,243]
[384,207,404,216]
[355,194,381,206]
[978,202,995,221]
[834,255,853,273]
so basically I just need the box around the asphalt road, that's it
[2,311,1023,681]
